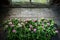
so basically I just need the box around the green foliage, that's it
[3,18,58,40]
[12,0,49,4]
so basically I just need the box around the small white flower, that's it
[55,30,59,33]
[33,28,37,32]
[25,18,29,21]
[10,24,14,27]
[29,28,31,31]
[18,23,22,27]
[33,19,37,22]
[29,25,33,28]
[41,18,45,19]
[5,25,8,28]
[47,23,50,26]
[9,22,12,25]
[38,20,40,22]
[12,29,16,33]
[25,19,31,21]
[21,23,24,25]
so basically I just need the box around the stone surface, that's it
[7,8,60,26]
